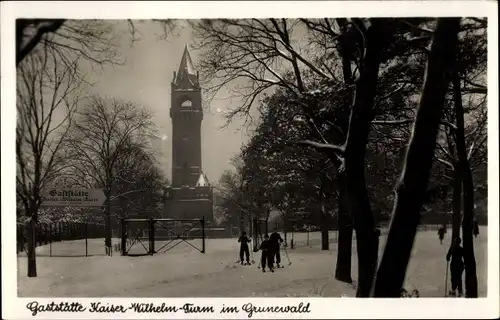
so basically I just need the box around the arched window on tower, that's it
[181,100,192,108]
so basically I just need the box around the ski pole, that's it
[284,247,292,266]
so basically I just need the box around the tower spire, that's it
[174,44,198,87]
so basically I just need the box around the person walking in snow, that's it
[438,225,446,244]
[446,237,465,297]
[259,234,274,273]
[473,220,479,238]
[238,231,251,265]
[269,228,284,268]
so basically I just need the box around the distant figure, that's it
[269,228,284,268]
[259,234,274,273]
[237,231,251,265]
[438,226,446,244]
[473,221,479,238]
[446,237,465,297]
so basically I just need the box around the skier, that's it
[237,231,251,265]
[473,220,479,238]
[446,237,465,297]
[269,228,284,268]
[259,234,274,273]
[438,225,446,244]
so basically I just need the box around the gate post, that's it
[49,223,52,257]
[149,218,155,255]
[44,224,48,245]
[85,222,88,257]
[307,226,310,247]
[201,217,205,254]
[121,218,126,256]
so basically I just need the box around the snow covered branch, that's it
[298,140,345,154]
[371,119,457,130]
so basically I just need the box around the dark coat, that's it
[447,244,465,270]
[259,239,271,251]
[269,232,283,250]
[238,235,251,247]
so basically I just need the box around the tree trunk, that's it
[335,172,353,283]
[332,19,355,286]
[16,20,65,66]
[239,211,245,234]
[452,70,478,298]
[461,163,478,297]
[451,169,462,241]
[343,19,390,297]
[104,187,112,256]
[320,202,330,251]
[372,18,461,297]
[26,214,37,277]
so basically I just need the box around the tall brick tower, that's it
[164,45,213,221]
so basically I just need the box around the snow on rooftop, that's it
[196,173,209,187]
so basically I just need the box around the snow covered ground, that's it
[17,229,487,297]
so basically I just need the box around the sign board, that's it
[41,189,106,207]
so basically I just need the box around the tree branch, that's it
[298,140,345,154]
[17,19,66,66]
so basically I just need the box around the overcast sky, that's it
[85,20,255,184]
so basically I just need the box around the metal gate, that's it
[154,218,205,254]
[121,218,154,256]
[121,218,205,256]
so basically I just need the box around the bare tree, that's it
[192,19,325,122]
[194,17,353,283]
[16,19,124,69]
[215,168,251,230]
[17,20,65,66]
[298,18,400,296]
[448,20,486,298]
[194,18,396,296]
[66,97,156,255]
[16,44,84,277]
[329,19,394,297]
[435,96,487,243]
[430,19,487,297]
[373,17,461,297]
[451,69,482,298]
[16,19,179,68]
[111,143,168,220]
